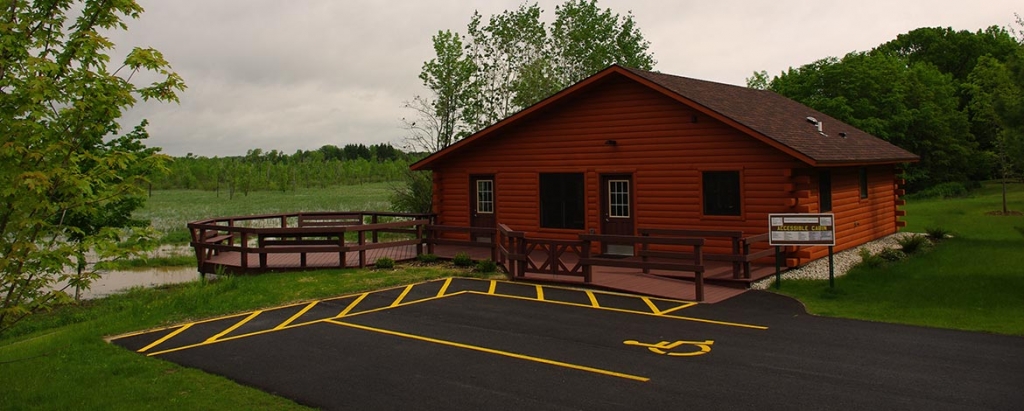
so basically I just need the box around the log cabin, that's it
[410,65,919,267]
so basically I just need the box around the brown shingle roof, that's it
[412,65,918,170]
[622,67,919,165]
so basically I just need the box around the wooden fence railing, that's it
[424,225,498,262]
[639,228,773,279]
[188,211,432,273]
[498,224,708,300]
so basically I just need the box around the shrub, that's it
[452,252,474,267]
[907,182,968,199]
[878,248,907,262]
[897,235,930,254]
[925,227,950,240]
[375,256,395,269]
[475,259,497,273]
[858,248,885,269]
[416,253,439,264]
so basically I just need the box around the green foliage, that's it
[0,1,184,334]
[416,253,439,263]
[906,181,970,199]
[374,257,395,269]
[152,144,411,193]
[925,227,951,240]
[896,235,930,254]
[877,248,907,262]
[475,259,498,273]
[759,25,1024,192]
[857,248,885,269]
[405,0,656,153]
[452,252,474,267]
[389,170,433,214]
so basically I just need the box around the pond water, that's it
[59,266,204,300]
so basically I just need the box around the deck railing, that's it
[424,225,499,261]
[188,211,432,273]
[639,228,773,279]
[498,224,707,300]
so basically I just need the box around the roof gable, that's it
[411,65,918,170]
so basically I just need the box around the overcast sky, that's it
[110,0,1019,157]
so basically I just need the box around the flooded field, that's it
[59,267,203,300]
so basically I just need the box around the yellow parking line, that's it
[658,302,697,315]
[275,301,319,330]
[468,291,767,330]
[327,320,649,383]
[585,291,600,308]
[487,280,497,295]
[391,284,415,307]
[137,323,193,353]
[641,297,661,315]
[436,277,453,297]
[536,285,544,301]
[206,311,262,343]
[337,293,369,318]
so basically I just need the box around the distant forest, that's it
[152,143,420,196]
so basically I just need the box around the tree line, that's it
[749,23,1024,192]
[153,143,416,196]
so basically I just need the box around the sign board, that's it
[768,213,835,246]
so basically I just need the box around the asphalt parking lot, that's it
[113,277,1024,410]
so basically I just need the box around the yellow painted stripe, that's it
[327,320,649,383]
[337,293,368,318]
[487,280,497,295]
[275,301,319,330]
[138,323,193,353]
[205,310,262,343]
[585,291,600,308]
[390,284,415,307]
[469,291,767,330]
[436,277,453,297]
[657,302,697,315]
[641,297,661,315]
[536,285,545,301]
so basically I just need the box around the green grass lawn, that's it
[0,266,488,410]
[775,181,1024,335]
[137,183,396,243]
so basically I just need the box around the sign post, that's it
[768,213,837,288]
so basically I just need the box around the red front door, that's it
[601,174,634,255]
[470,175,495,242]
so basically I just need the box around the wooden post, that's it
[731,236,741,279]
[426,226,435,255]
[742,239,752,279]
[517,236,527,278]
[694,243,704,302]
[416,223,424,256]
[258,234,267,268]
[490,229,498,262]
[581,238,592,283]
[240,232,248,268]
[338,229,346,268]
[641,232,650,274]
[371,214,379,243]
[358,230,366,268]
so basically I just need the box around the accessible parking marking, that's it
[112,277,766,360]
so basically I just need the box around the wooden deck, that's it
[202,243,773,304]
[189,212,778,304]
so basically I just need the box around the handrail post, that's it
[490,228,498,262]
[426,225,435,255]
[240,232,249,269]
[338,228,346,268]
[416,222,424,257]
[581,238,592,283]
[517,235,526,278]
[371,214,379,243]
[358,230,366,268]
[731,236,741,279]
[742,238,752,279]
[641,232,650,274]
[695,243,704,302]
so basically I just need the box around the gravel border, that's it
[751,232,921,290]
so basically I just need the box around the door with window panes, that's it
[470,175,495,242]
[600,174,634,256]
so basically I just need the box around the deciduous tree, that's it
[0,0,184,333]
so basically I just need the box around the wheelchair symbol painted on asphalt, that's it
[623,339,715,356]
